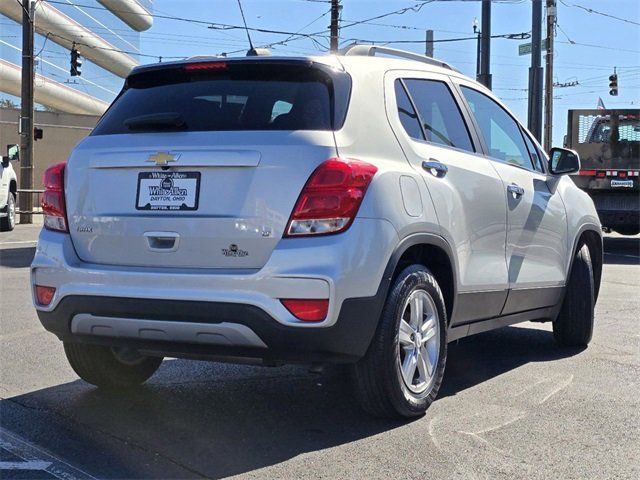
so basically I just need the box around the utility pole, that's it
[473,18,481,82]
[19,0,35,224]
[425,30,434,57]
[330,0,340,52]
[543,0,556,151]
[527,0,543,142]
[478,0,492,89]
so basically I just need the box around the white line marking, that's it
[0,240,37,246]
[0,427,97,479]
[0,460,52,470]
[539,374,574,404]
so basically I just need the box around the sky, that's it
[137,0,640,147]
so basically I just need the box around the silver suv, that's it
[32,46,602,418]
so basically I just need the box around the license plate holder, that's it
[136,171,200,211]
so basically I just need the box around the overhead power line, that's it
[558,0,640,27]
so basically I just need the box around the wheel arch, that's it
[381,233,457,324]
[570,224,603,301]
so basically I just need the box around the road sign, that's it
[519,39,547,56]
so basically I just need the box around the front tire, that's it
[352,265,447,418]
[553,244,595,347]
[0,192,16,232]
[64,342,163,389]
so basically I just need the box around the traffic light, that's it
[70,48,82,77]
[609,73,618,96]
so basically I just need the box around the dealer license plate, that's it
[136,171,200,211]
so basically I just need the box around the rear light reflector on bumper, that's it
[41,162,68,232]
[280,299,329,322]
[35,285,56,306]
[285,158,377,237]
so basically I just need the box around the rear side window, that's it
[93,62,350,135]
[403,79,474,153]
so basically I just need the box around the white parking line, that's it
[0,427,96,480]
[0,240,37,246]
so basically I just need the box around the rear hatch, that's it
[65,59,351,269]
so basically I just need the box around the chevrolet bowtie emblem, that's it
[147,152,178,166]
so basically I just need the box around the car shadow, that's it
[0,324,583,479]
[603,235,639,265]
[0,247,35,268]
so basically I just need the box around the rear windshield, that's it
[92,61,350,135]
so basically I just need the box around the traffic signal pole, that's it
[527,0,543,142]
[19,0,35,224]
[543,0,556,152]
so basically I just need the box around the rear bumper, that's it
[31,217,398,363]
[589,192,640,228]
[36,295,384,363]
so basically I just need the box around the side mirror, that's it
[549,147,580,175]
[7,144,20,162]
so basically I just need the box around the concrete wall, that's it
[0,108,99,188]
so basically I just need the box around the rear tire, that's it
[553,244,595,347]
[0,192,16,232]
[64,342,163,389]
[352,265,447,419]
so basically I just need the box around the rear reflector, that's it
[280,299,329,322]
[285,158,377,237]
[579,169,596,176]
[35,285,56,306]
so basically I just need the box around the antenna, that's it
[236,0,257,55]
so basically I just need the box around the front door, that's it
[458,85,568,314]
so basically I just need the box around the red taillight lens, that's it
[41,162,68,232]
[35,285,56,306]
[280,299,329,322]
[285,158,377,237]
[579,169,596,176]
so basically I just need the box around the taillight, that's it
[41,162,68,232]
[183,61,227,72]
[285,158,377,237]
[280,299,329,322]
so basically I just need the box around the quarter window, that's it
[403,79,474,153]
[522,130,545,172]
[395,81,424,140]
[461,87,534,170]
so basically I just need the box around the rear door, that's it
[458,84,568,314]
[386,71,509,325]
[65,60,349,269]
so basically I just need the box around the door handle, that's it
[507,183,525,198]
[422,159,448,178]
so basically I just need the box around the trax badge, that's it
[147,152,179,166]
[222,244,249,257]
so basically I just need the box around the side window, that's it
[522,130,544,173]
[394,80,424,140]
[461,87,534,170]
[403,79,474,153]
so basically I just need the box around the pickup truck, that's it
[566,109,639,235]
[1,144,19,232]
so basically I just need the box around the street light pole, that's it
[330,0,340,52]
[19,0,35,224]
[543,0,556,151]
[478,0,492,90]
[528,0,543,142]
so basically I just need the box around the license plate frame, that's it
[136,171,201,211]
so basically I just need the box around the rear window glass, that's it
[93,62,348,135]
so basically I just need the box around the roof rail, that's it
[339,43,459,73]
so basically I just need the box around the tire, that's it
[352,264,448,418]
[613,226,640,236]
[0,192,16,232]
[64,342,163,389]
[553,243,595,347]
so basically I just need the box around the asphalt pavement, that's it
[1,223,638,479]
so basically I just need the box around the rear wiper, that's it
[123,112,186,131]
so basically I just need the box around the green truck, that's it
[566,109,640,235]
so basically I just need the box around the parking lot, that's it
[1,223,638,479]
